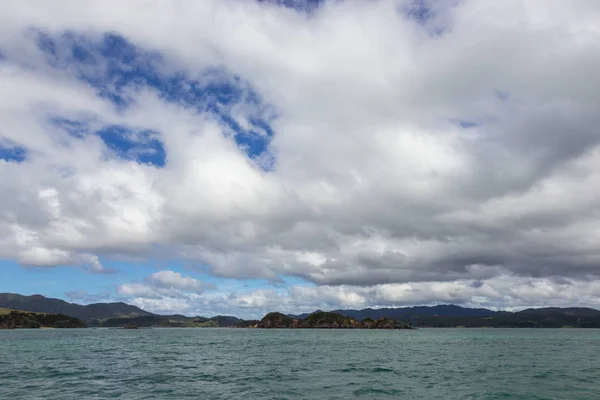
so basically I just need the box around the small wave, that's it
[353,387,403,397]
[337,367,360,373]
[371,367,396,373]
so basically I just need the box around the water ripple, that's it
[1,328,600,399]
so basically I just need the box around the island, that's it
[0,308,87,329]
[237,311,413,329]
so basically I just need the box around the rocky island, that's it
[238,311,413,329]
[0,308,87,329]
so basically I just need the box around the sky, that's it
[1,0,600,318]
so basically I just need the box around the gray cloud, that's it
[0,1,600,311]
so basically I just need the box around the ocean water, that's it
[1,328,599,399]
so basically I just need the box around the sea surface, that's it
[1,328,599,399]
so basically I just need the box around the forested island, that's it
[238,311,413,329]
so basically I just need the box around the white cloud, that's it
[129,297,191,314]
[0,1,600,311]
[116,270,206,304]
[117,283,159,299]
[112,274,600,318]
[149,270,204,291]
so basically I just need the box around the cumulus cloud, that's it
[128,297,192,315]
[112,273,600,318]
[1,0,600,312]
[149,270,204,292]
[116,270,207,300]
[117,283,162,299]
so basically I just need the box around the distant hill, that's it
[289,304,497,321]
[209,315,243,327]
[0,293,153,321]
[290,305,600,328]
[412,307,600,328]
[92,314,242,328]
[0,293,243,327]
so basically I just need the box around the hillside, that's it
[0,293,242,327]
[0,309,87,329]
[91,314,242,328]
[292,306,600,328]
[288,305,600,328]
[290,305,498,321]
[0,293,152,321]
[412,307,600,328]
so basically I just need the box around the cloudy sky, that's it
[1,0,599,318]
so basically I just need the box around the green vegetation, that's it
[0,294,243,328]
[189,320,218,328]
[89,314,240,328]
[297,306,600,328]
[259,312,294,328]
[0,310,87,329]
[5,293,600,329]
[91,316,184,328]
[245,311,413,329]
[237,319,260,328]
[301,311,357,328]
[409,312,600,328]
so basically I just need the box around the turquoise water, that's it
[1,328,599,399]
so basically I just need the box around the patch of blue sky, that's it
[404,0,435,23]
[50,117,167,167]
[402,0,456,36]
[0,141,28,163]
[279,275,316,288]
[257,0,324,13]
[0,260,120,301]
[35,32,276,167]
[36,32,57,58]
[449,119,479,129]
[458,120,478,129]
[97,259,304,295]
[173,259,314,291]
[221,114,272,159]
[97,125,166,167]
